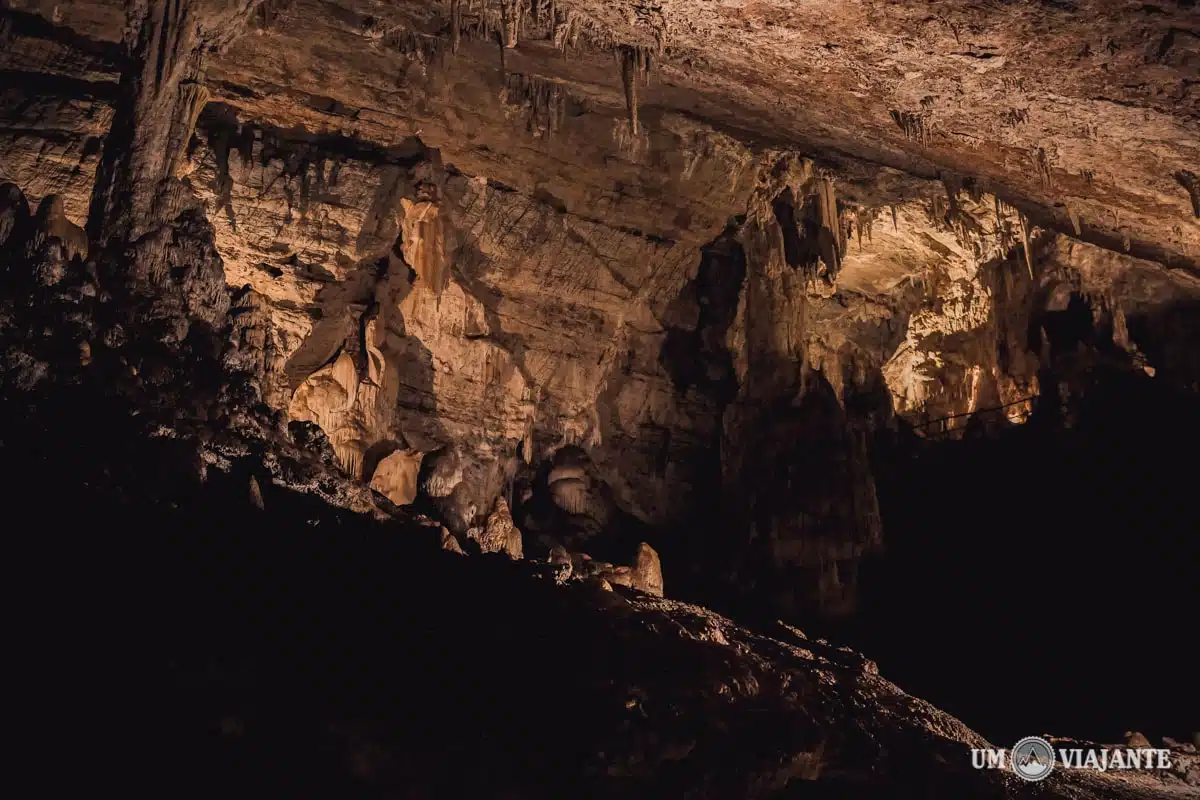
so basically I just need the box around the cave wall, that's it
[3,0,1199,620]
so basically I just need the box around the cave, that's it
[2,0,1198,797]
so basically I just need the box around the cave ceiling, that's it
[5,0,1198,270]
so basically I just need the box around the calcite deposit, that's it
[5,0,1198,606]
[1,0,1197,794]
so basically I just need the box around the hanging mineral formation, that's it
[890,110,930,147]
[1034,147,1053,189]
[500,0,522,48]
[815,178,844,277]
[618,46,645,135]
[1017,211,1034,279]
[451,0,461,53]
[505,73,568,138]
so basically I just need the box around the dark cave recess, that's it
[846,370,1200,746]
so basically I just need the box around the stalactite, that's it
[451,0,462,54]
[382,28,446,66]
[168,80,211,178]
[890,110,931,147]
[1067,205,1082,236]
[1017,212,1034,279]
[504,73,569,139]
[1034,147,1052,188]
[815,178,843,278]
[616,46,651,136]
[500,0,523,48]
[929,193,946,231]
[552,7,578,51]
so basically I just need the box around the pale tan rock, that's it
[1126,732,1151,749]
[548,545,573,580]
[464,496,523,559]
[632,542,664,597]
[606,565,635,589]
[248,475,264,510]
[440,527,465,555]
[368,449,425,506]
[549,477,589,515]
[398,198,449,296]
[420,448,463,499]
[31,195,87,262]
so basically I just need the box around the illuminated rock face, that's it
[2,2,1199,795]
[4,0,1199,619]
[368,449,424,506]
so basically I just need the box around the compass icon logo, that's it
[1011,736,1056,782]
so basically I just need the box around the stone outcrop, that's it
[368,448,424,507]
[632,541,663,597]
[2,0,1198,792]
[464,495,523,559]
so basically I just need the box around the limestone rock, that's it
[398,197,449,296]
[0,182,30,248]
[30,195,87,263]
[464,496,523,559]
[248,475,264,510]
[632,542,663,597]
[420,447,464,499]
[1125,731,1151,749]
[368,449,425,507]
[440,527,465,555]
[605,565,635,589]
[547,545,573,581]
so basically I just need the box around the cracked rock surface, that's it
[2,2,1198,794]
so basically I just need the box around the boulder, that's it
[368,449,425,506]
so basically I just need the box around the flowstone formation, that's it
[6,0,1198,618]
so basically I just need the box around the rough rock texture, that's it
[3,1,1198,791]
[7,0,1198,616]
[368,447,424,506]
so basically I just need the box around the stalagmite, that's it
[632,542,664,597]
